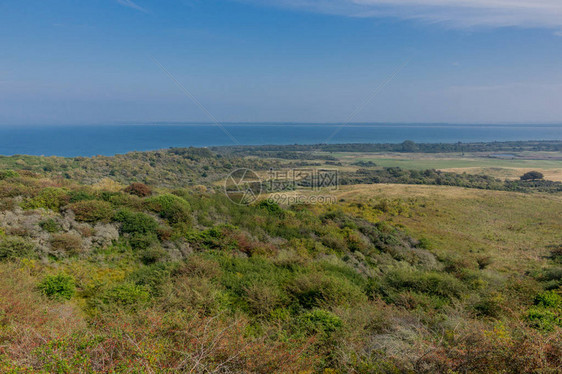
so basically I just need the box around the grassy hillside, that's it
[0,170,560,372]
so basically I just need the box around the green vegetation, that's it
[339,167,562,193]
[214,140,562,156]
[38,273,76,300]
[521,170,545,180]
[0,142,560,372]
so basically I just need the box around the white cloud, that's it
[117,0,148,13]
[240,0,562,28]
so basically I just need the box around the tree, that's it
[401,140,418,152]
[520,171,544,181]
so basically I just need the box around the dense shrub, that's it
[101,283,150,308]
[257,200,284,216]
[535,290,562,308]
[68,189,96,203]
[50,233,83,254]
[287,272,367,309]
[526,307,561,331]
[244,283,282,316]
[145,194,191,224]
[114,209,158,235]
[69,200,113,222]
[22,187,68,211]
[551,245,562,263]
[383,268,466,302]
[0,236,35,260]
[129,263,173,296]
[39,218,61,233]
[38,273,75,300]
[128,233,159,251]
[138,246,169,265]
[0,170,19,180]
[124,182,152,197]
[107,193,144,210]
[299,309,342,335]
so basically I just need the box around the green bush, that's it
[22,187,68,211]
[68,190,96,203]
[526,307,561,331]
[299,309,342,335]
[129,263,173,296]
[257,200,284,216]
[129,233,159,251]
[38,274,75,300]
[535,291,562,308]
[107,193,144,210]
[383,268,466,302]
[69,200,113,222]
[0,170,19,180]
[287,272,367,309]
[145,194,191,225]
[50,233,83,254]
[138,245,168,264]
[114,209,158,235]
[39,218,61,233]
[0,236,36,260]
[102,283,150,308]
[244,282,282,316]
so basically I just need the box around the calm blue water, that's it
[0,123,560,157]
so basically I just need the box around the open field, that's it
[269,184,562,273]
[316,151,562,181]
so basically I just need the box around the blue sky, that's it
[1,0,562,125]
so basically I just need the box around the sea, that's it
[0,123,560,157]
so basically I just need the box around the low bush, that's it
[50,233,83,254]
[22,187,68,211]
[244,282,282,316]
[68,189,96,203]
[383,268,466,302]
[0,236,36,260]
[129,233,159,251]
[38,273,75,300]
[69,200,113,222]
[526,307,561,331]
[0,170,19,180]
[145,194,191,225]
[101,283,151,309]
[39,218,61,233]
[287,272,367,309]
[129,263,173,296]
[299,309,342,335]
[124,182,152,197]
[257,200,284,216]
[114,209,158,235]
[535,290,562,308]
[525,291,562,331]
[138,245,168,265]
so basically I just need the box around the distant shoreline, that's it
[0,124,560,157]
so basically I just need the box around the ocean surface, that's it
[0,123,560,157]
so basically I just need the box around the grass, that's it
[333,184,562,273]
[317,151,562,181]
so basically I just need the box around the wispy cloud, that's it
[117,0,148,13]
[239,0,562,29]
